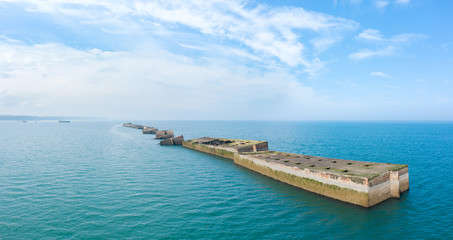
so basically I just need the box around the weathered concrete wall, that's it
[182,141,236,159]
[160,138,173,145]
[160,136,184,145]
[390,171,401,198]
[123,123,144,129]
[234,154,371,207]
[172,136,184,145]
[142,127,158,134]
[368,181,391,206]
[155,130,174,139]
[398,167,410,192]
[237,142,269,153]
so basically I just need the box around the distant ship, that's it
[58,120,71,123]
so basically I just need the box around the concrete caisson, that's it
[183,137,409,207]
[160,135,184,145]
[142,126,158,134]
[155,130,174,139]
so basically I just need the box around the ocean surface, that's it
[1,121,452,239]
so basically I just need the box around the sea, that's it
[1,121,452,239]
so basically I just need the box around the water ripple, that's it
[0,121,452,239]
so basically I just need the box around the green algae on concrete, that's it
[183,137,268,157]
[234,154,370,207]
[183,138,244,160]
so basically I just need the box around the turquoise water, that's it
[1,121,452,239]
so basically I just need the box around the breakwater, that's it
[124,123,409,207]
[123,123,182,145]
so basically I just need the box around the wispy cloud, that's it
[1,0,358,74]
[357,29,427,43]
[395,0,410,4]
[177,43,207,51]
[370,71,392,78]
[390,33,428,43]
[375,1,390,9]
[351,28,427,60]
[350,46,396,60]
[134,1,358,69]
[1,0,445,120]
[337,0,410,8]
[358,29,384,41]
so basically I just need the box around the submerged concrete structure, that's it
[183,137,409,207]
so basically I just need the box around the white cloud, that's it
[0,0,358,73]
[333,0,362,5]
[0,39,342,120]
[177,43,207,51]
[395,0,410,4]
[390,33,428,43]
[349,46,396,60]
[375,1,390,9]
[226,48,262,62]
[358,29,384,41]
[1,1,442,120]
[358,29,427,43]
[351,29,427,60]
[370,71,392,78]
[132,0,358,68]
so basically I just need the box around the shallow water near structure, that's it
[1,121,452,239]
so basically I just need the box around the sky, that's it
[0,0,452,120]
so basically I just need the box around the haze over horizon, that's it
[1,0,452,120]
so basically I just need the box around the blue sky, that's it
[0,0,452,120]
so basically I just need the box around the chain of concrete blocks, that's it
[122,123,183,145]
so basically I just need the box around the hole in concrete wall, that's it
[347,163,352,165]
[309,165,315,167]
[295,156,301,158]
[342,169,348,172]
[325,167,331,170]
[274,158,280,160]
[203,139,234,146]
[318,159,323,161]
[284,160,290,163]
[295,162,301,165]
[364,164,371,167]
[332,161,337,163]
